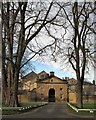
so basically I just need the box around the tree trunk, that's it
[4,66,20,107]
[2,32,7,104]
[77,78,83,108]
[11,70,19,107]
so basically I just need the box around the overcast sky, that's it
[22,1,95,83]
[32,60,74,78]
[27,59,94,83]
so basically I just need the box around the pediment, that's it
[38,76,67,84]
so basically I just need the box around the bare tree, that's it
[49,2,96,108]
[0,2,2,107]
[2,1,62,106]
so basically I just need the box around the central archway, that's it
[48,88,55,102]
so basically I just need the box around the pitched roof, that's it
[38,70,48,75]
[22,71,37,80]
[83,81,92,85]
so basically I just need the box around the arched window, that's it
[51,79,53,82]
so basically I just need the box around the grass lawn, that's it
[67,105,94,116]
[2,102,48,115]
[83,103,96,109]
[19,102,47,107]
[70,103,96,109]
[67,103,96,116]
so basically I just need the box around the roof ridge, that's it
[22,71,37,78]
[38,70,48,75]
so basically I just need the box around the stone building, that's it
[18,71,68,102]
[18,70,96,103]
[67,78,77,103]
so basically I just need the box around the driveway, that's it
[2,102,94,120]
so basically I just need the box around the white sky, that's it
[2,0,95,2]
[24,1,95,83]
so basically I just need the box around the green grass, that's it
[2,102,48,107]
[83,103,96,109]
[2,103,13,107]
[67,103,96,116]
[70,103,96,109]
[19,102,47,107]
[67,104,95,116]
[2,102,48,115]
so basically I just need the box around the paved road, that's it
[2,103,94,120]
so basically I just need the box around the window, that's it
[60,94,62,99]
[60,88,63,91]
[71,86,75,90]
[40,75,45,79]
[60,96,62,99]
[51,79,53,82]
[41,93,43,97]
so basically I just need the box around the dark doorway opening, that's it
[48,88,55,102]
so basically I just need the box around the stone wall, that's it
[36,83,68,102]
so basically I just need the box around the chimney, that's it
[65,77,69,80]
[93,80,95,85]
[50,71,54,77]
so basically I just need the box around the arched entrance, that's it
[48,88,55,102]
